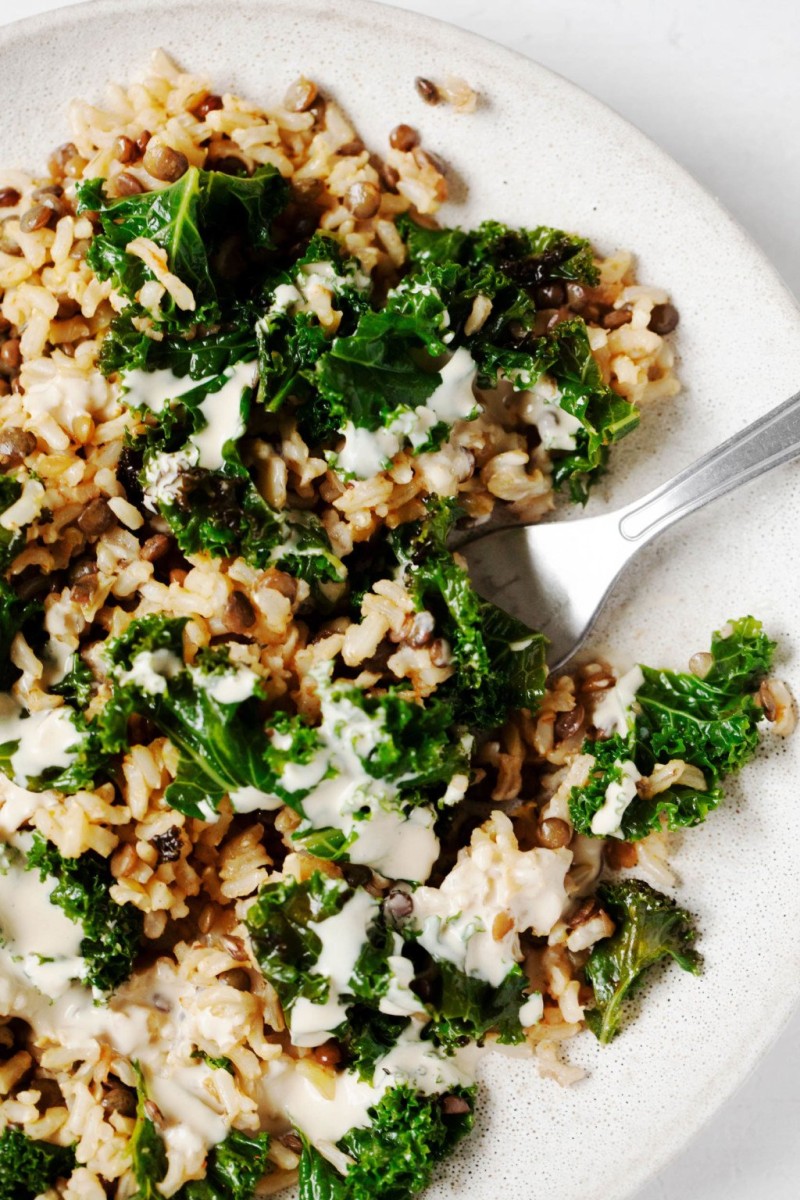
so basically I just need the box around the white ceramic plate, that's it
[2,1,800,1197]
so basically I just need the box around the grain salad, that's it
[0,49,792,1200]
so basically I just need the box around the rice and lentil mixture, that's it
[0,50,792,1200]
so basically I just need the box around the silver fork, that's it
[458,388,800,671]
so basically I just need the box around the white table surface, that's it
[3,0,800,1197]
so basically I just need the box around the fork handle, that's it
[618,387,800,543]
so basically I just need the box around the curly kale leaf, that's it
[77,166,288,325]
[0,584,41,691]
[245,873,354,1017]
[428,961,532,1048]
[258,235,369,416]
[176,1130,272,1200]
[399,216,597,285]
[0,699,108,796]
[100,305,259,381]
[568,733,723,843]
[0,1128,76,1200]
[0,475,23,571]
[392,499,547,727]
[297,1085,475,1200]
[585,879,701,1043]
[570,617,775,840]
[26,834,143,994]
[397,216,635,500]
[100,615,285,819]
[131,372,343,582]
[336,687,469,789]
[129,1066,168,1200]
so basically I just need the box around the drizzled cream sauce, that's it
[0,697,82,785]
[335,347,479,479]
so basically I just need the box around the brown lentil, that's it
[0,426,35,466]
[536,817,572,849]
[193,92,224,119]
[569,897,599,928]
[19,205,53,233]
[48,142,80,180]
[337,138,365,157]
[535,281,567,309]
[0,187,20,208]
[554,703,585,741]
[283,77,318,113]
[313,1040,343,1067]
[383,888,414,922]
[605,840,638,870]
[406,610,435,648]
[689,651,713,679]
[112,135,137,164]
[381,163,400,192]
[77,497,115,537]
[389,123,419,152]
[118,167,149,197]
[603,307,633,330]
[415,76,441,105]
[140,533,172,562]
[219,968,251,992]
[102,1084,137,1118]
[144,142,189,182]
[135,130,152,155]
[345,180,381,220]
[280,1133,303,1155]
[648,302,679,334]
[440,1094,471,1114]
[0,339,21,372]
[224,589,256,632]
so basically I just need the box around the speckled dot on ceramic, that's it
[1,1,800,1198]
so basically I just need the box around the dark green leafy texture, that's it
[391,499,547,728]
[428,961,531,1048]
[396,216,638,501]
[0,1128,76,1200]
[130,1066,168,1200]
[258,235,369,415]
[0,585,40,691]
[297,1085,474,1200]
[131,367,343,583]
[332,687,469,790]
[101,615,285,819]
[0,703,108,796]
[585,879,701,1043]
[0,475,22,571]
[26,834,143,994]
[100,305,259,381]
[570,617,775,840]
[176,1130,272,1200]
[245,873,362,1018]
[77,166,288,325]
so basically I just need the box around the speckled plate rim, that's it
[1,2,799,1198]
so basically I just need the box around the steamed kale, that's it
[0,475,22,571]
[297,1085,474,1200]
[100,615,282,819]
[569,617,775,840]
[391,498,547,727]
[129,1066,168,1200]
[176,1130,272,1200]
[77,165,288,326]
[428,960,532,1048]
[26,834,143,994]
[585,879,701,1043]
[129,1067,271,1200]
[0,1128,76,1200]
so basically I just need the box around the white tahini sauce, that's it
[289,886,380,1047]
[335,348,479,480]
[0,835,86,999]
[405,811,570,988]
[592,666,644,736]
[518,375,583,452]
[0,695,83,786]
[116,648,184,695]
[192,360,257,471]
[590,759,642,838]
[275,666,446,882]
